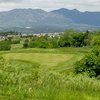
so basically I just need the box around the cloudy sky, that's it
[0,0,100,12]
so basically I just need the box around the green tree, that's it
[59,32,72,47]
[75,48,100,77]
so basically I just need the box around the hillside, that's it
[0,8,100,33]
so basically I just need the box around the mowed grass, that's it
[2,47,86,73]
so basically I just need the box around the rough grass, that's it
[0,60,100,100]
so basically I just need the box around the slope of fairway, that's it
[3,53,74,71]
[2,47,86,73]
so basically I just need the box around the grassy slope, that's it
[1,47,99,100]
[1,47,89,73]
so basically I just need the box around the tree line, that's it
[23,30,100,48]
[0,29,100,51]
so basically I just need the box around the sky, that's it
[0,0,100,12]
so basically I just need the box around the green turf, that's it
[2,47,87,73]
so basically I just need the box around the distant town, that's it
[0,32,63,41]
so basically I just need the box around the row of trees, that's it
[0,29,100,51]
[23,30,97,48]
[59,30,90,47]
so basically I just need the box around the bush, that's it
[75,48,100,77]
[91,35,100,46]
[23,39,29,48]
[11,39,20,44]
[0,41,11,51]
[27,36,59,48]
[71,33,89,47]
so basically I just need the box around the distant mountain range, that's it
[0,8,100,33]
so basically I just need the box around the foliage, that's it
[23,36,59,48]
[21,30,100,49]
[11,38,20,44]
[0,31,17,36]
[71,32,89,47]
[23,39,29,48]
[0,40,11,51]
[75,48,100,77]
[59,31,72,47]
[91,35,100,46]
[59,30,90,47]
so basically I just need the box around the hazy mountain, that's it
[52,8,100,26]
[0,8,99,33]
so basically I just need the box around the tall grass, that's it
[0,58,100,100]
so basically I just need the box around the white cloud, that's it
[0,0,100,11]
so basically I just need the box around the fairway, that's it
[3,53,74,71]
[2,47,85,73]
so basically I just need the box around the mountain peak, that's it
[52,8,80,13]
[10,8,46,13]
[72,9,79,12]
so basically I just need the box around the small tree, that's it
[59,32,72,47]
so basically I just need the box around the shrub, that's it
[75,48,100,77]
[91,35,100,46]
[0,41,11,51]
[11,39,20,44]
[28,36,59,48]
[23,39,29,48]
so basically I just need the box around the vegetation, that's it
[0,30,100,99]
[59,30,90,47]
[75,47,100,77]
[0,56,100,100]
[91,35,100,46]
[11,38,20,44]
[0,41,11,51]
[23,36,59,48]
[0,31,19,36]
[22,30,93,49]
